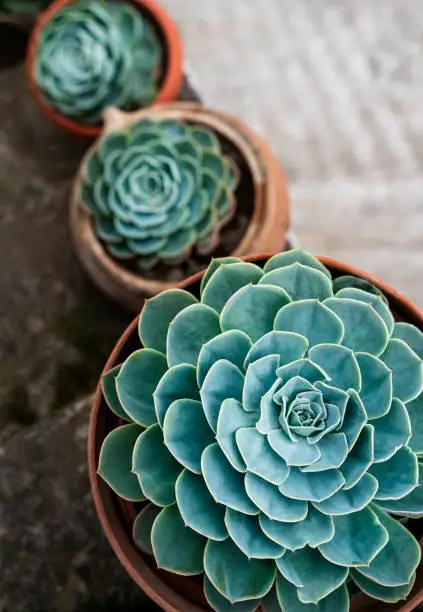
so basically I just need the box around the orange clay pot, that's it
[88,253,423,612]
[26,0,183,138]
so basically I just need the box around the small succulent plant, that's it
[98,250,423,612]
[34,0,162,124]
[79,118,240,269]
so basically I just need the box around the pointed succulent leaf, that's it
[200,257,243,294]
[392,322,423,358]
[276,575,349,612]
[197,330,252,387]
[167,303,221,367]
[314,381,349,420]
[236,427,290,485]
[98,424,145,501]
[355,505,421,587]
[340,424,374,489]
[380,338,423,403]
[217,399,257,472]
[204,538,276,603]
[259,506,334,550]
[175,470,227,540]
[370,445,418,500]
[342,390,367,448]
[355,352,393,419]
[204,577,261,612]
[318,507,389,566]
[116,349,167,426]
[244,473,308,522]
[279,468,345,503]
[335,287,394,335]
[163,399,214,474]
[259,262,333,301]
[132,424,181,506]
[263,249,331,279]
[333,275,388,303]
[244,331,308,369]
[274,299,344,348]
[309,344,361,391]
[225,509,285,559]
[201,359,244,431]
[374,462,423,516]
[139,289,198,353]
[324,297,388,356]
[276,547,348,604]
[372,398,411,462]
[202,444,259,515]
[350,570,416,603]
[243,355,279,413]
[313,473,378,515]
[133,503,161,554]
[201,262,263,313]
[153,364,198,427]
[221,284,291,343]
[276,359,327,385]
[406,392,423,453]
[101,364,131,420]
[257,387,284,435]
[151,505,206,575]
[302,433,348,472]
[268,429,321,467]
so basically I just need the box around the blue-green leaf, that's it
[276,547,348,604]
[276,359,327,385]
[243,355,280,413]
[318,507,388,566]
[302,433,348,473]
[355,505,421,586]
[175,469,227,540]
[245,472,308,522]
[244,331,308,369]
[309,344,361,391]
[257,385,282,435]
[371,445,418,500]
[163,399,214,474]
[151,505,206,575]
[259,263,333,301]
[279,468,345,503]
[236,427,290,485]
[98,424,145,502]
[355,352,393,419]
[324,297,388,356]
[139,289,198,353]
[202,262,264,313]
[101,364,131,421]
[342,390,367,448]
[154,364,199,426]
[133,503,161,554]
[336,287,394,335]
[167,303,221,367]
[202,444,259,515]
[333,275,387,303]
[263,250,331,279]
[340,424,374,489]
[116,349,167,426]
[201,359,244,431]
[225,509,285,559]
[220,284,291,343]
[407,392,423,453]
[375,460,423,517]
[204,576,261,612]
[132,424,181,506]
[276,575,349,612]
[274,300,344,348]
[372,398,411,462]
[380,339,423,403]
[350,570,415,603]
[268,429,321,467]
[217,399,257,472]
[204,538,276,603]
[259,506,334,551]
[197,330,252,387]
[200,257,243,295]
[313,473,378,515]
[392,322,423,358]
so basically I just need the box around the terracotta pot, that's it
[26,0,183,138]
[88,253,423,612]
[70,103,291,311]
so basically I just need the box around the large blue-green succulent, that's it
[34,0,162,124]
[98,250,423,612]
[79,118,239,268]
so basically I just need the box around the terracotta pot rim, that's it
[88,252,423,612]
[70,103,290,309]
[26,0,184,138]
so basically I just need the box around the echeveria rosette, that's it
[79,119,240,269]
[98,249,423,612]
[34,0,162,124]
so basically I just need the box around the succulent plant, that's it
[79,118,240,269]
[98,249,423,612]
[1,0,50,13]
[34,0,162,124]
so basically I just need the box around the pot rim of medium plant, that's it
[88,253,423,612]
[26,0,184,138]
[70,102,290,311]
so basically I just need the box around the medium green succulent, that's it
[79,119,240,269]
[98,249,423,612]
[0,0,50,13]
[34,0,162,124]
